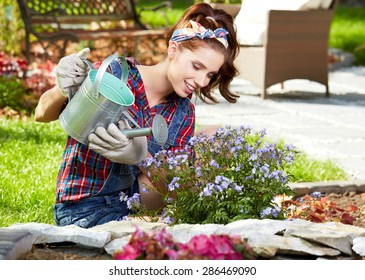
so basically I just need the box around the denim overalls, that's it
[54,59,191,228]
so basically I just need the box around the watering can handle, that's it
[90,54,129,98]
[92,54,118,98]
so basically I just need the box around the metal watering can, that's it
[59,54,168,146]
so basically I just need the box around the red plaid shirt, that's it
[56,58,195,203]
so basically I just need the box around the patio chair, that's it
[234,0,338,99]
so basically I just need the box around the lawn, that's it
[329,5,365,65]
[0,118,67,227]
[0,117,347,228]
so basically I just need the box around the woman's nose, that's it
[194,73,208,88]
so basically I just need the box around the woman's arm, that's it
[34,85,67,123]
[138,151,169,211]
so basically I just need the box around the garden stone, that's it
[166,224,225,243]
[284,229,353,255]
[216,219,311,237]
[305,182,345,194]
[188,224,225,236]
[89,220,167,239]
[6,222,111,248]
[250,244,278,258]
[288,183,309,196]
[302,221,365,239]
[0,230,34,260]
[104,235,133,256]
[352,237,365,257]
[247,233,341,258]
[357,182,365,193]
[165,224,195,243]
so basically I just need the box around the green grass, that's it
[329,5,365,65]
[0,118,67,227]
[286,152,348,182]
[274,139,348,182]
[0,117,348,228]
[137,0,194,27]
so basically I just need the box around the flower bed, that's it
[114,227,255,260]
[0,52,56,113]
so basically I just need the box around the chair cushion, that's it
[234,0,332,45]
[236,22,267,46]
[321,0,333,8]
[300,0,323,10]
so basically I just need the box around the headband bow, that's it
[170,20,229,48]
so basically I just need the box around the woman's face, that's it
[167,42,225,98]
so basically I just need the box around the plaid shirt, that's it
[56,57,195,203]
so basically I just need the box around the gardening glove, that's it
[88,119,148,165]
[56,47,91,97]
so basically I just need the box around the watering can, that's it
[59,54,168,146]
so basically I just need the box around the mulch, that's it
[327,191,365,228]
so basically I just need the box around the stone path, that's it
[194,66,365,180]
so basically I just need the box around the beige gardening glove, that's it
[56,47,91,96]
[88,119,148,165]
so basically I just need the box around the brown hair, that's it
[166,3,240,104]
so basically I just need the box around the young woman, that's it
[34,3,240,228]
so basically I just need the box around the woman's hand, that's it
[56,48,90,96]
[88,120,148,165]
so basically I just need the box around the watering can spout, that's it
[121,114,168,147]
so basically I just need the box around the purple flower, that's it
[196,167,202,177]
[210,159,220,169]
[310,191,322,198]
[126,193,141,209]
[119,191,127,202]
[260,206,281,218]
[200,183,214,197]
[164,216,174,225]
[232,184,243,192]
[168,177,180,191]
[260,207,272,218]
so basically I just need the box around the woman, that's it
[34,3,240,228]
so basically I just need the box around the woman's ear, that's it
[167,41,179,59]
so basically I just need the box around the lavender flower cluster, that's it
[123,125,297,224]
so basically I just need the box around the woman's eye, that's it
[193,64,200,70]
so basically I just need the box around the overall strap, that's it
[163,97,191,150]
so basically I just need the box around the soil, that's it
[326,191,365,228]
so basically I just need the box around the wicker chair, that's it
[235,0,338,99]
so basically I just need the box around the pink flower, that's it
[113,228,254,260]
[114,245,141,260]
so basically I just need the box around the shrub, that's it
[0,52,56,113]
[130,125,297,225]
[0,75,28,111]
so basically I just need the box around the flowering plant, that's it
[113,227,255,260]
[0,52,56,113]
[133,125,297,225]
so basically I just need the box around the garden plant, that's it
[114,227,255,260]
[127,126,298,224]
